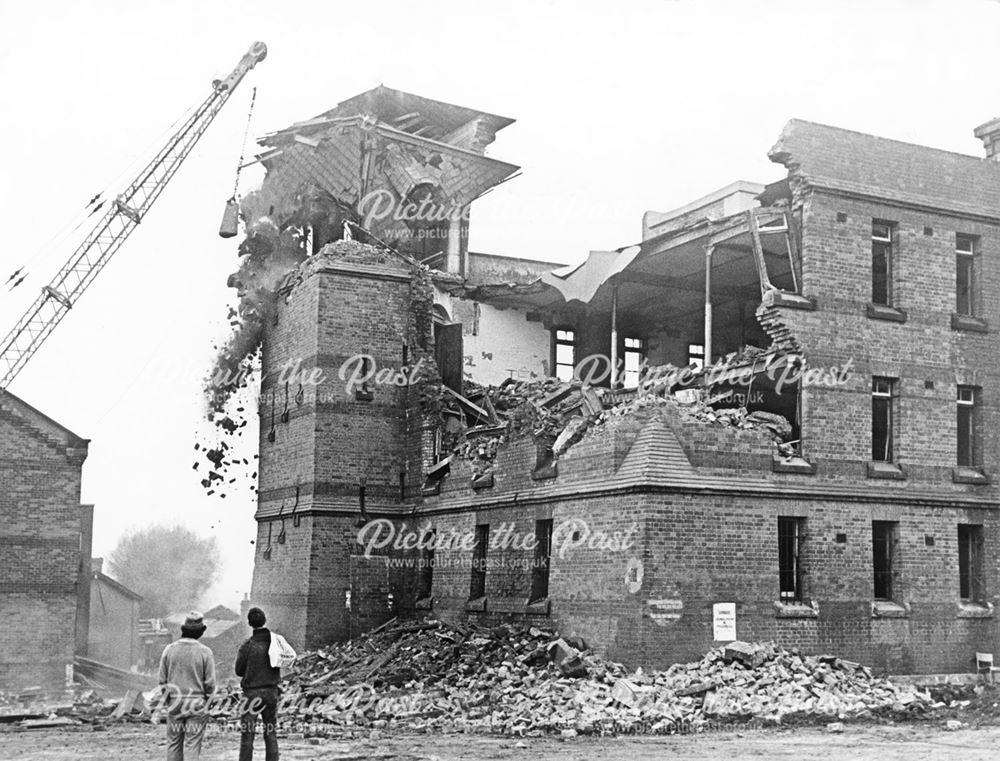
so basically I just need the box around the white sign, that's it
[713,602,737,641]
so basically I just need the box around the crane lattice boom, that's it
[0,41,267,389]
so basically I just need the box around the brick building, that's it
[0,391,90,689]
[246,88,1000,674]
[88,558,141,672]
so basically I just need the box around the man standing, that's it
[235,606,281,761]
[158,611,216,761]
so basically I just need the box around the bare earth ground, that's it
[4,722,1000,760]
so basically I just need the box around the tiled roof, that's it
[615,418,695,485]
[768,119,1000,220]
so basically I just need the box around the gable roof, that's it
[768,119,1000,220]
[93,570,143,601]
[0,388,89,452]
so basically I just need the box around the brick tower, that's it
[246,87,517,648]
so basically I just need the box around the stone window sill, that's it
[866,303,907,323]
[464,596,487,612]
[951,313,988,333]
[772,456,816,475]
[525,597,551,615]
[762,290,817,310]
[871,600,910,618]
[957,601,994,619]
[867,461,905,480]
[953,467,989,485]
[774,600,819,618]
[471,473,495,490]
[532,462,558,481]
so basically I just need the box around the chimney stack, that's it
[974,117,1000,160]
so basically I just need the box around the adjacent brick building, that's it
[247,88,1000,674]
[87,558,141,672]
[0,391,90,689]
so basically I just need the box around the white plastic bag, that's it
[268,632,297,668]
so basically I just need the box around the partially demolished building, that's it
[245,87,1000,673]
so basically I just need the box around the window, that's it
[688,343,705,370]
[872,520,898,600]
[553,329,576,382]
[756,211,799,292]
[530,519,553,602]
[872,221,894,306]
[418,530,435,600]
[622,337,645,389]
[872,377,895,462]
[958,524,984,602]
[958,386,976,467]
[469,524,489,599]
[778,517,804,602]
[956,234,976,316]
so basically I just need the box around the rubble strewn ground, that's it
[3,621,1000,759]
[8,723,1000,761]
[280,619,937,735]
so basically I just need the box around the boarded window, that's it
[434,322,464,392]
[469,524,489,599]
[872,520,897,600]
[956,234,976,316]
[958,524,984,601]
[872,221,894,306]
[958,386,976,467]
[872,377,894,462]
[530,519,553,602]
[778,517,804,602]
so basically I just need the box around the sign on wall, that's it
[712,602,737,641]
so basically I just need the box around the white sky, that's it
[0,0,997,610]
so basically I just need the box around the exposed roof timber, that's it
[260,116,520,176]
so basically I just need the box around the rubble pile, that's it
[281,619,932,735]
[442,365,795,476]
[0,688,147,728]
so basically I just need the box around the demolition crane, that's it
[0,41,267,389]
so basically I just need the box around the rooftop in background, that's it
[769,119,1000,221]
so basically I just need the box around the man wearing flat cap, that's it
[158,611,217,760]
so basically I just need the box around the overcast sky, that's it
[0,0,997,610]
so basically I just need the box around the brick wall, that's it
[773,190,1000,485]
[252,242,433,649]
[0,399,88,690]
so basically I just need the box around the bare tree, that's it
[108,525,220,618]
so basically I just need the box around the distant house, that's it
[88,558,142,671]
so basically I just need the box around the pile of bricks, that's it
[282,620,932,735]
[445,366,795,477]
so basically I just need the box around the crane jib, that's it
[0,41,267,390]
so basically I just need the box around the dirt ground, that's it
[4,721,1000,760]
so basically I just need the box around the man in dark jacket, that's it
[235,607,281,761]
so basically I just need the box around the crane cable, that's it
[4,98,202,293]
[229,87,257,203]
